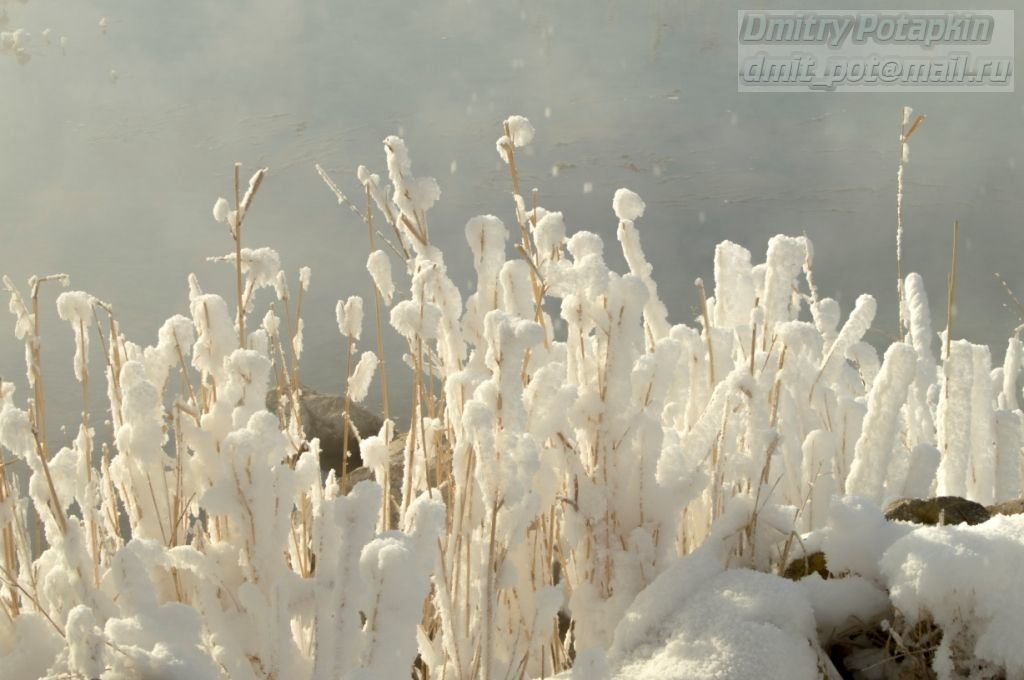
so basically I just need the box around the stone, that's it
[987,498,1024,516]
[883,496,991,526]
[266,386,384,472]
[782,551,830,581]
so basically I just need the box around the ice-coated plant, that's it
[0,115,1022,680]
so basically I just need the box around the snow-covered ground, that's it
[1,116,1022,680]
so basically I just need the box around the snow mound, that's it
[610,563,821,680]
[881,515,1024,677]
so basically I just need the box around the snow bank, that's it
[881,515,1024,677]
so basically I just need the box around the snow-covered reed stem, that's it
[897,107,924,338]
[846,343,917,504]
[937,340,973,497]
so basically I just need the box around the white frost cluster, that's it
[347,351,378,403]
[55,290,94,382]
[366,249,394,305]
[496,115,535,163]
[336,295,363,340]
[611,188,645,222]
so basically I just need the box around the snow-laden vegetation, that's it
[1,116,1022,679]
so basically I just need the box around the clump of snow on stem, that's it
[348,351,378,403]
[336,295,363,341]
[366,250,395,305]
[56,290,94,382]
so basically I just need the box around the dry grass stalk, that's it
[945,220,959,361]
[896,109,925,339]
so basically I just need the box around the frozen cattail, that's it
[144,314,195,389]
[239,167,267,220]
[994,410,1022,503]
[713,241,755,330]
[384,136,440,218]
[292,317,306,361]
[903,273,934,365]
[762,235,806,333]
[212,197,230,223]
[243,248,280,289]
[495,135,513,164]
[499,260,534,320]
[390,299,441,340]
[348,351,378,403]
[273,270,289,301]
[617,208,668,342]
[495,115,536,164]
[534,211,565,261]
[612,188,645,222]
[407,176,441,214]
[936,340,974,497]
[357,165,389,217]
[1000,337,1021,411]
[366,250,394,305]
[466,215,508,284]
[822,294,876,372]
[846,342,917,503]
[257,314,278,345]
[299,267,311,292]
[189,293,235,383]
[56,291,94,382]
[967,344,996,504]
[360,435,390,472]
[504,115,535,147]
[384,136,412,177]
[209,247,282,294]
[336,296,364,340]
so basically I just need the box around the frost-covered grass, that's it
[1,115,1023,680]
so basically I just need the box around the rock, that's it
[266,386,384,472]
[987,498,1024,516]
[783,551,830,581]
[883,496,991,526]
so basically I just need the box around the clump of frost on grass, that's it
[336,295,363,340]
[347,351,378,403]
[367,250,395,305]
